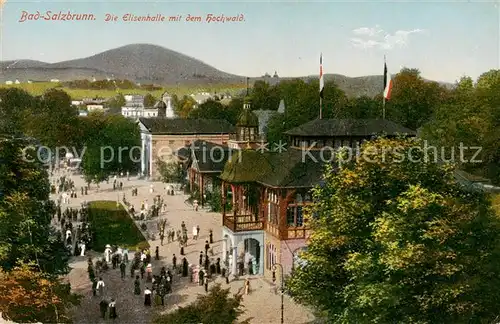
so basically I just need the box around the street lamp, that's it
[272,263,284,324]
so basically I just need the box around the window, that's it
[287,205,304,227]
[286,207,294,225]
[169,140,175,144]
[267,243,277,270]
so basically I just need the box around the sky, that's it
[0,0,499,83]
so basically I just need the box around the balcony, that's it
[223,214,263,232]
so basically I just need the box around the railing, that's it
[228,134,265,141]
[223,214,263,231]
[286,227,309,239]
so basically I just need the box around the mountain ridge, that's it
[0,44,453,97]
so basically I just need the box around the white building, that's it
[121,93,175,119]
[86,104,105,112]
[5,81,12,85]
[71,100,82,106]
[122,107,159,118]
[191,92,213,105]
[50,79,60,83]
[14,80,20,84]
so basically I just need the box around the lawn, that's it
[87,200,149,252]
[0,82,246,99]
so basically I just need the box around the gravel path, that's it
[51,172,315,323]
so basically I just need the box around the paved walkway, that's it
[50,172,315,324]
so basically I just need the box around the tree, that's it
[386,68,449,130]
[188,99,240,124]
[420,71,500,185]
[286,137,500,323]
[344,95,382,119]
[250,80,281,111]
[174,95,196,118]
[144,93,156,107]
[0,137,70,275]
[265,79,347,144]
[81,114,140,185]
[154,283,249,324]
[156,160,185,184]
[0,262,80,323]
[25,89,80,151]
[0,88,35,135]
[106,93,126,113]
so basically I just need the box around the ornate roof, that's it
[139,118,235,135]
[236,97,259,127]
[284,119,416,137]
[153,100,166,109]
[220,148,334,187]
[236,109,259,127]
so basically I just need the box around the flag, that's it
[319,54,324,99]
[383,62,393,100]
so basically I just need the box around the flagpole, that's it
[320,97,322,120]
[383,55,386,120]
[319,53,323,120]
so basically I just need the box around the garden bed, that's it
[87,200,150,252]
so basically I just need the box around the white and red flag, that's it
[319,54,324,99]
[383,62,393,100]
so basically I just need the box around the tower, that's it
[228,79,259,149]
[162,92,175,119]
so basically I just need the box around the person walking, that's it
[96,277,105,296]
[99,299,109,319]
[120,261,126,279]
[109,299,118,319]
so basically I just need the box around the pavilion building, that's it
[218,118,416,279]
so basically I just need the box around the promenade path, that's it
[50,173,315,324]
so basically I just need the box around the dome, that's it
[236,109,259,127]
[154,100,167,109]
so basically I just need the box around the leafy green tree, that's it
[188,99,240,124]
[386,68,449,130]
[0,88,35,135]
[24,89,80,151]
[174,95,197,118]
[156,160,185,184]
[286,137,500,323]
[81,114,140,185]
[476,69,500,90]
[154,283,249,324]
[421,71,500,185]
[266,79,347,144]
[143,93,157,107]
[106,93,126,113]
[250,80,281,111]
[344,95,382,119]
[0,137,70,275]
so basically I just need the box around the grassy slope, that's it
[0,82,246,99]
[87,200,149,252]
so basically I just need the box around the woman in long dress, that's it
[144,287,152,306]
[134,276,141,295]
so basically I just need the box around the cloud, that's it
[350,26,424,50]
[352,25,383,37]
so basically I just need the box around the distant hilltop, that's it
[0,43,453,97]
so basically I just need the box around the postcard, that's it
[1,1,499,323]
